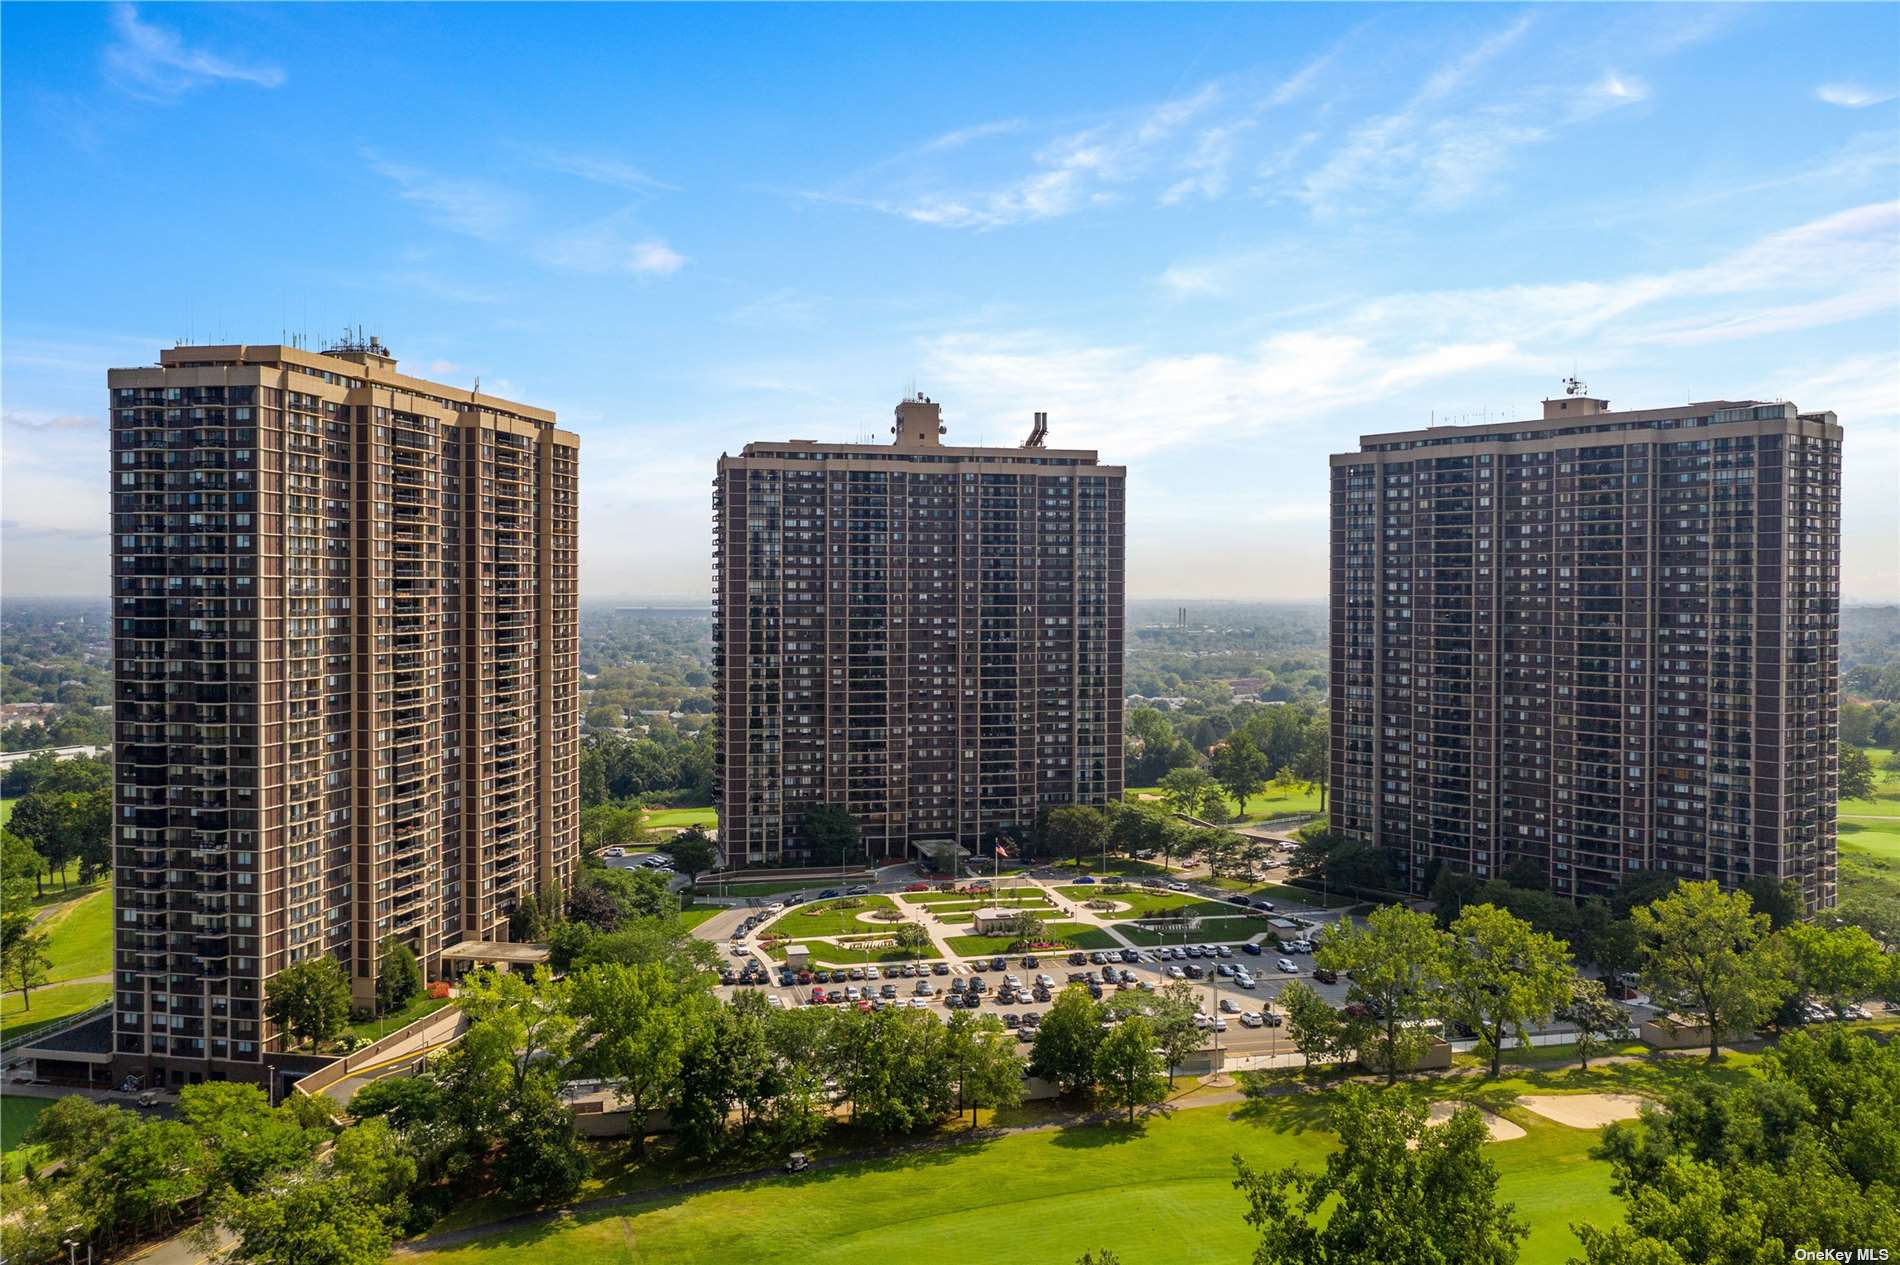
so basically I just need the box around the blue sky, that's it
[4,2,1897,600]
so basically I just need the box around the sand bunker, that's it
[1418,1101,1526,1143]
[1517,1093,1649,1129]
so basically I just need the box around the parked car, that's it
[1219,998,1241,1014]
[1239,1011,1265,1028]
[1184,964,1206,980]
[1075,876,1096,885]
[1313,967,1338,984]
[905,881,931,892]
[1242,942,1264,956]
[1167,881,1191,893]
[1261,1009,1284,1027]
[932,961,950,975]
[1022,955,1040,968]
[1250,898,1275,911]
[1234,974,1258,991]
[819,889,840,899]
[991,956,1009,971]
[1277,958,1299,973]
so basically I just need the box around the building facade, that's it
[1330,395,1840,910]
[108,339,579,1086]
[713,397,1125,868]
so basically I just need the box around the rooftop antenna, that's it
[1564,375,1589,397]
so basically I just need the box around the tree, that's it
[661,825,719,888]
[1441,904,1577,1078]
[1045,806,1108,868]
[1147,981,1205,1085]
[1,920,50,1009]
[1294,724,1330,813]
[1030,986,1104,1095]
[1232,1085,1527,1265]
[1743,875,1803,930]
[894,921,932,960]
[1278,980,1343,1077]
[1560,978,1628,1070]
[1159,766,1223,822]
[1094,1015,1167,1123]
[800,804,860,866]
[375,936,423,1016]
[264,955,352,1050]
[494,1078,589,1206]
[23,1095,131,1164]
[1005,908,1048,949]
[943,1009,1025,1124]
[1314,904,1448,1083]
[1582,1028,1900,1264]
[569,961,692,1154]
[175,1082,322,1197]
[77,1119,213,1249]
[1208,737,1269,818]
[1839,744,1876,803]
[1783,921,1892,1014]
[1633,881,1789,1061]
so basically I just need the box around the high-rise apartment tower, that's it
[713,396,1125,868]
[108,339,580,1087]
[1329,394,1840,910]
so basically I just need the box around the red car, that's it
[809,988,827,1005]
[905,881,931,892]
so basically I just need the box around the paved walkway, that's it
[320,1006,469,1104]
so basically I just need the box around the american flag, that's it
[994,841,1009,858]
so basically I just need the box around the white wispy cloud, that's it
[922,200,1900,459]
[1298,17,1650,216]
[917,120,1024,154]
[533,212,686,276]
[363,149,524,241]
[1816,82,1898,109]
[536,148,680,192]
[102,4,285,100]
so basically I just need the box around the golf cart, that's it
[784,1151,812,1173]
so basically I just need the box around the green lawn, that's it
[0,796,13,827]
[678,907,727,930]
[1233,781,1325,822]
[1249,881,1354,909]
[342,992,455,1045]
[1057,887,1236,921]
[764,896,900,938]
[1839,817,1900,862]
[641,807,719,830]
[763,940,929,967]
[2,1094,53,1151]
[901,888,1052,908]
[1840,746,1899,816]
[1046,856,1174,879]
[0,981,110,1043]
[944,922,1108,957]
[40,887,112,983]
[419,1069,1655,1265]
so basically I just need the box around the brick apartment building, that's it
[1330,392,1840,910]
[713,396,1125,868]
[107,338,579,1086]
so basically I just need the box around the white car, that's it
[1240,1011,1264,1028]
[765,902,785,914]
[865,966,881,980]
[766,995,784,1009]
[603,847,625,857]
[1167,882,1191,893]
[1219,998,1241,1014]
[1167,965,1187,980]
[1277,958,1299,973]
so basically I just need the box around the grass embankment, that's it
[419,1051,1759,1265]
[640,807,719,830]
[1,982,110,1043]
[40,887,112,983]
[342,993,456,1045]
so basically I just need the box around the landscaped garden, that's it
[1055,886,1237,921]
[943,921,1117,956]
[762,895,899,938]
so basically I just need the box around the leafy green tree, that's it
[1783,921,1892,1013]
[1094,1015,1167,1123]
[832,1005,955,1135]
[1560,978,1629,1070]
[176,1082,323,1196]
[215,1121,414,1265]
[1,919,50,1008]
[1314,904,1448,1083]
[1278,980,1343,1077]
[1441,904,1577,1078]
[569,961,693,1153]
[77,1120,213,1249]
[1743,875,1804,931]
[1633,881,1788,1061]
[1233,1084,1527,1265]
[1294,724,1329,812]
[800,804,861,866]
[263,955,352,1050]
[494,1077,589,1206]
[893,920,933,959]
[375,936,423,1016]
[23,1094,131,1163]
[345,1075,445,1131]
[661,825,719,888]
[1030,985,1105,1095]
[1208,737,1269,818]
[943,1009,1025,1123]
[572,916,719,983]
[1005,908,1048,948]
[1045,805,1109,867]
[1839,744,1876,802]
[1144,980,1205,1085]
[1159,766,1223,822]
[1583,1028,1900,1264]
